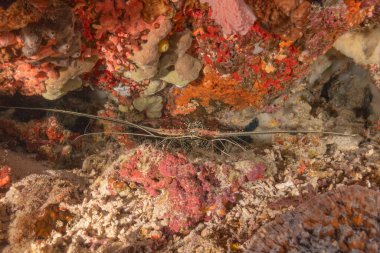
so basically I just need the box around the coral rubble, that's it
[246,185,380,253]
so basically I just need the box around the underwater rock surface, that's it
[0,0,380,252]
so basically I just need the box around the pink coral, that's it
[200,0,257,35]
[118,147,266,233]
[119,150,213,232]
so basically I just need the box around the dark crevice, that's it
[320,75,338,102]
[0,88,105,134]
[0,0,16,10]
[354,87,372,120]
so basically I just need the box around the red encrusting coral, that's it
[119,149,214,232]
[118,146,266,233]
[74,0,168,73]
[0,165,11,189]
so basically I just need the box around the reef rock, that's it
[2,172,82,252]
[130,18,173,81]
[160,54,203,88]
[245,0,311,41]
[246,185,380,253]
[43,56,98,100]
[133,95,164,118]
[334,25,380,65]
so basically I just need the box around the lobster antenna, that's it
[0,106,358,138]
[0,105,156,136]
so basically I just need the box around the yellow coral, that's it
[158,38,169,53]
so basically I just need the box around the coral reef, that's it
[172,66,264,115]
[0,1,380,252]
[156,30,202,88]
[0,0,93,97]
[246,185,380,253]
[0,82,380,251]
[1,0,377,117]
[141,0,173,24]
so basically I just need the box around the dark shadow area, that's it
[0,88,105,134]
